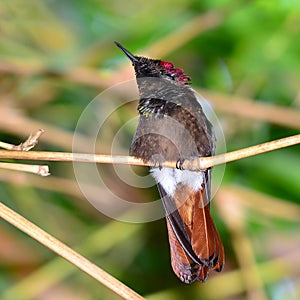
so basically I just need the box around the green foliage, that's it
[0,1,299,299]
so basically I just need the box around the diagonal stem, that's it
[0,202,145,300]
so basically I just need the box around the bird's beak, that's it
[115,41,138,63]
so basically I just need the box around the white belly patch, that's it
[151,167,204,197]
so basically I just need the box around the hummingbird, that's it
[115,42,224,283]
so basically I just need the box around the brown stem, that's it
[0,134,299,170]
[0,203,145,300]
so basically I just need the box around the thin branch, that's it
[16,129,44,151]
[0,134,299,170]
[0,162,50,176]
[0,129,44,151]
[2,220,143,299]
[0,129,50,176]
[0,202,145,300]
[182,133,300,171]
[0,141,16,150]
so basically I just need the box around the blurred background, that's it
[0,1,300,299]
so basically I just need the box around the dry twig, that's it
[0,129,50,176]
[0,129,44,151]
[0,134,298,170]
[0,162,49,176]
[0,202,145,300]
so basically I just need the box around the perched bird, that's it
[115,42,224,283]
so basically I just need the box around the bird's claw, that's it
[176,158,185,170]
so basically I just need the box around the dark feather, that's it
[157,175,224,283]
[157,183,203,266]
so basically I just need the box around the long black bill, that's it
[114,41,138,63]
